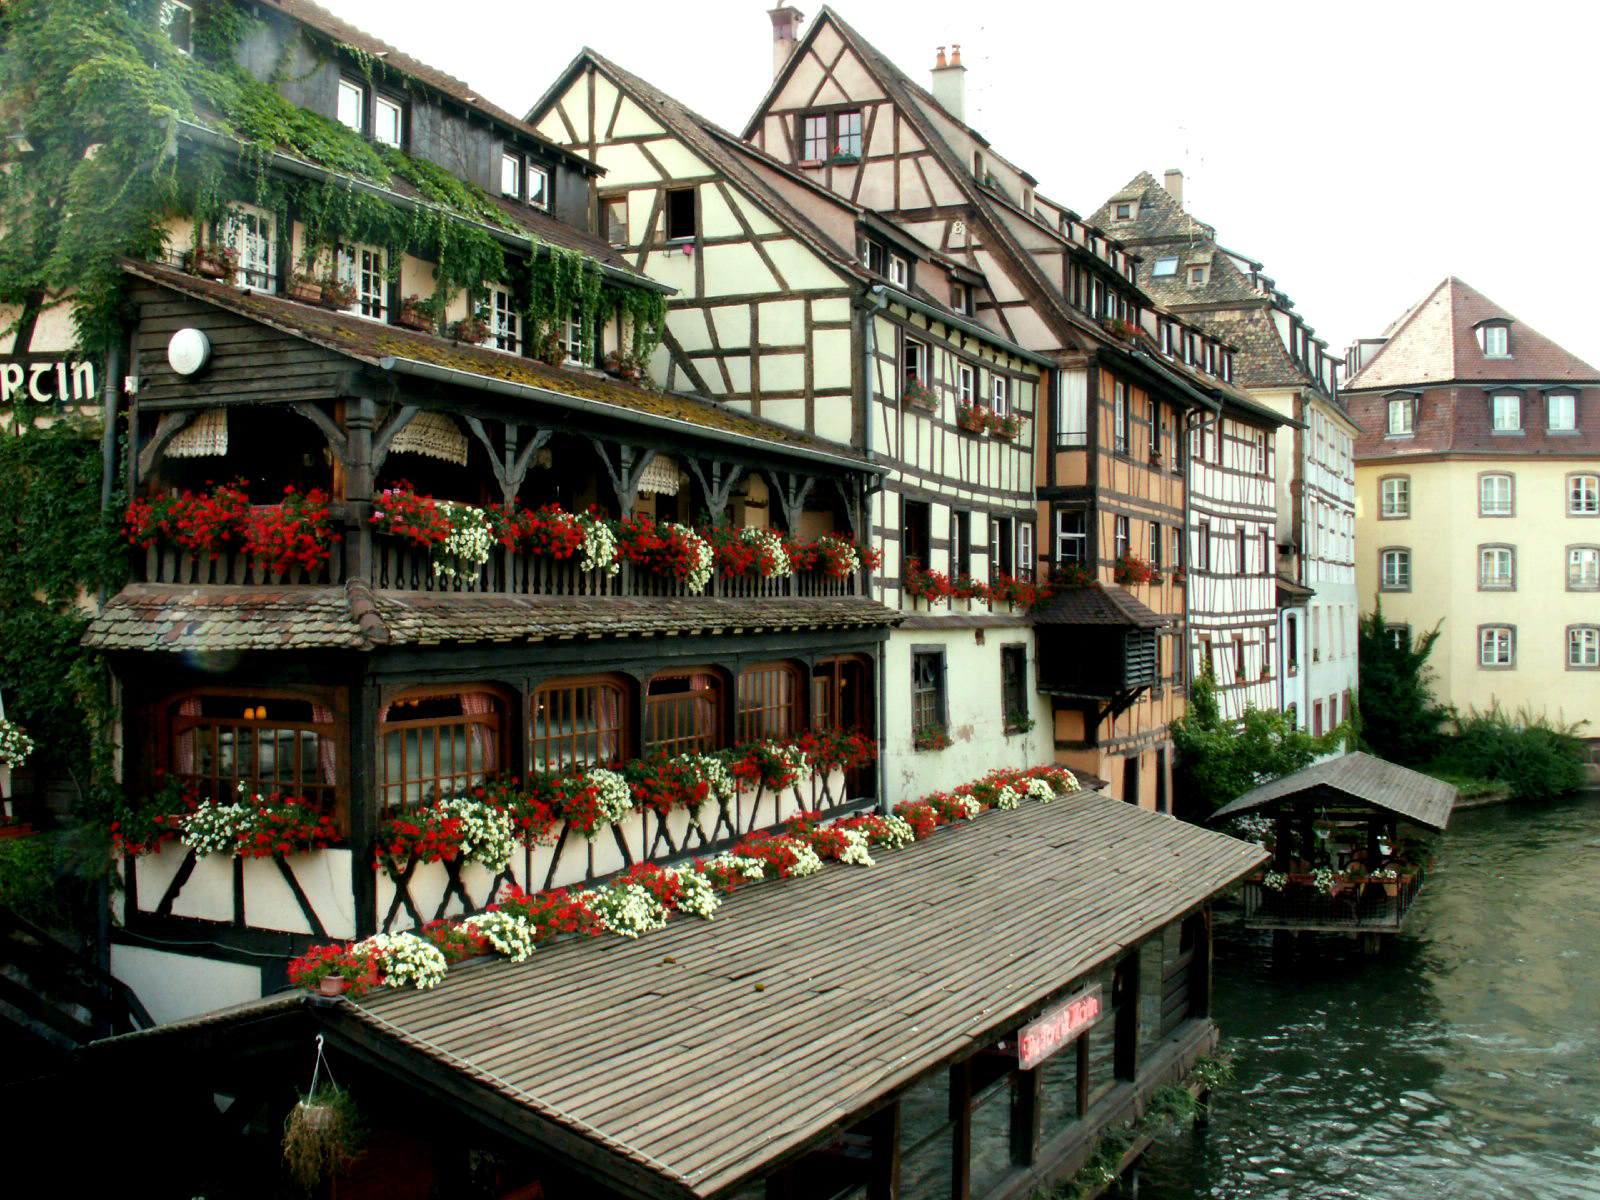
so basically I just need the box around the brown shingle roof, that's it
[1212,751,1456,832]
[84,586,900,653]
[123,261,870,468]
[349,794,1264,1197]
[1031,582,1169,628]
[1344,277,1600,391]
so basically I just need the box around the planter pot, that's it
[396,310,434,332]
[1382,880,1399,898]
[318,976,349,997]
[288,280,323,305]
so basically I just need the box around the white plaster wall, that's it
[111,943,264,1026]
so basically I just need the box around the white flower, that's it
[876,816,916,849]
[361,932,447,989]
[771,834,823,877]
[993,784,1023,810]
[955,796,981,820]
[1022,778,1058,804]
[1261,871,1288,892]
[433,501,496,578]
[0,718,34,768]
[672,869,721,919]
[461,910,535,961]
[580,768,634,837]
[437,796,514,871]
[668,523,715,593]
[1311,866,1337,894]
[585,883,669,937]
[740,527,793,577]
[177,799,247,856]
[704,853,766,881]
[815,532,860,577]
[576,511,620,575]
[835,826,875,867]
[1230,814,1273,847]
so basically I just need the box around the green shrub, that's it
[1435,705,1587,802]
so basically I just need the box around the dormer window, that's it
[1187,264,1208,286]
[337,79,366,133]
[501,152,551,210]
[799,110,862,162]
[373,95,404,148]
[1386,395,1415,436]
[1490,391,1522,433]
[865,241,888,276]
[1114,201,1134,220]
[161,1,193,53]
[1548,391,1577,433]
[1152,257,1178,277]
[950,282,971,315]
[1479,321,1511,358]
[888,254,909,288]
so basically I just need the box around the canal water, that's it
[1139,794,1600,1200]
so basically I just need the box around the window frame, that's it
[1054,507,1087,567]
[601,195,629,247]
[1480,322,1511,358]
[956,363,976,407]
[214,203,277,293]
[1478,472,1514,517]
[1379,547,1411,592]
[1568,625,1600,670]
[1567,545,1600,591]
[643,667,726,758]
[378,685,511,815]
[333,242,387,322]
[1114,514,1131,561]
[1478,625,1515,669]
[736,661,805,743]
[1386,395,1415,437]
[164,686,342,816]
[485,284,521,355]
[529,674,630,772]
[1000,643,1029,732]
[1547,391,1578,433]
[372,93,405,149]
[1568,473,1599,516]
[902,336,928,393]
[990,374,1010,416]
[337,78,367,134]
[1379,474,1410,519]
[161,0,194,53]
[911,648,948,743]
[1112,381,1129,455]
[1490,391,1523,434]
[888,254,910,288]
[1152,257,1178,278]
[664,186,697,241]
[1477,543,1515,591]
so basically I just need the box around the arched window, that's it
[378,687,506,813]
[737,662,804,741]
[530,675,628,770]
[168,690,337,808]
[644,669,722,756]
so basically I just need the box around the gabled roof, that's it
[1211,751,1456,832]
[253,0,591,172]
[1344,277,1600,391]
[1093,171,1214,246]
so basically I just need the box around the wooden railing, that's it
[135,533,861,599]
[1240,874,1424,931]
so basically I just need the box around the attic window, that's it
[1187,264,1208,286]
[601,196,628,246]
[665,188,697,241]
[373,95,404,148]
[1114,201,1134,220]
[888,254,909,288]
[338,79,366,133]
[950,282,971,315]
[1152,257,1178,277]
[501,153,550,210]
[161,1,193,53]
[1480,322,1511,358]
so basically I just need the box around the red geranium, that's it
[245,487,339,575]
[374,801,465,867]
[370,483,452,547]
[495,884,600,942]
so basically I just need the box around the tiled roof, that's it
[1032,582,1169,628]
[253,0,573,161]
[123,262,870,467]
[84,586,900,653]
[1213,751,1456,832]
[1191,308,1307,391]
[1091,171,1215,247]
[1344,277,1600,391]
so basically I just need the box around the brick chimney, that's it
[769,6,805,79]
[1163,168,1183,205]
[931,44,966,122]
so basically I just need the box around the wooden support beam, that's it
[371,403,420,475]
[590,437,658,515]
[1010,1065,1041,1167]
[866,1098,901,1200]
[686,457,744,523]
[949,1059,972,1200]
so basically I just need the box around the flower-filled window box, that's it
[903,377,938,412]
[449,309,491,345]
[902,558,952,605]
[396,294,439,332]
[318,277,358,311]
[913,724,953,752]
[287,275,323,305]
[956,403,993,434]
[1170,567,1186,586]
[1052,563,1095,589]
[603,350,647,382]
[1100,316,1142,343]
[994,412,1022,440]
[829,151,861,166]
[1113,553,1155,586]
[184,245,237,280]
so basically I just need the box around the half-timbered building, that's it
[527,49,1055,799]
[1094,172,1356,731]
[740,7,1262,807]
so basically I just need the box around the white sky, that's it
[332,0,1600,370]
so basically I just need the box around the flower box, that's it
[994,414,1022,440]
[396,296,437,331]
[287,277,323,305]
[829,152,860,166]
[903,378,938,412]
[318,278,357,310]
[603,350,646,382]
[450,316,491,344]
[956,404,991,434]
[185,247,236,280]
[1113,553,1155,586]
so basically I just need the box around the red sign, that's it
[1016,985,1103,1070]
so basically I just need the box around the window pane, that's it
[1549,393,1576,431]
[1570,548,1599,588]
[380,692,502,813]
[500,153,521,198]
[801,114,828,161]
[373,96,402,147]
[836,110,863,157]
[1492,394,1520,431]
[173,694,335,809]
[532,680,625,770]
[1572,476,1600,514]
[737,664,801,741]
[645,672,720,756]
[527,165,549,209]
[337,80,365,132]
[1571,628,1599,667]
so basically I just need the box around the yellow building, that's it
[1347,278,1600,731]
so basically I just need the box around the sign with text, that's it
[0,356,98,407]
[1017,984,1103,1070]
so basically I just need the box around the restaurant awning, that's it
[1211,751,1457,832]
[82,794,1264,1198]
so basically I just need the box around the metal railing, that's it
[1240,874,1424,930]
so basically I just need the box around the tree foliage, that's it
[1356,602,1452,765]
[1171,671,1347,818]
[1435,705,1587,802]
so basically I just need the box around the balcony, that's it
[1239,872,1424,933]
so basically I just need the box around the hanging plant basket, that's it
[283,1081,361,1189]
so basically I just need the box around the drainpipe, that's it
[1180,405,1211,692]
[859,287,892,812]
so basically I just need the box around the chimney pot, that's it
[768,6,805,80]
[1163,168,1184,205]
[935,46,947,68]
[950,44,962,66]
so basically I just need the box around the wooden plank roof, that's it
[1211,751,1457,832]
[346,793,1264,1198]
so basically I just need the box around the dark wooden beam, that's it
[949,1058,972,1200]
[1009,1066,1041,1167]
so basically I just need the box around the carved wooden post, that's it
[590,437,658,516]
[344,395,376,585]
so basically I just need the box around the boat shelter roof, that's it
[83,793,1263,1198]
[1211,751,1457,832]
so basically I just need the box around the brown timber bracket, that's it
[686,457,745,522]
[135,409,202,483]
[370,403,421,475]
[289,401,350,462]
[772,471,817,533]
[589,438,658,513]
[829,475,862,539]
[465,417,552,505]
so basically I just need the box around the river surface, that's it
[1139,794,1600,1200]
